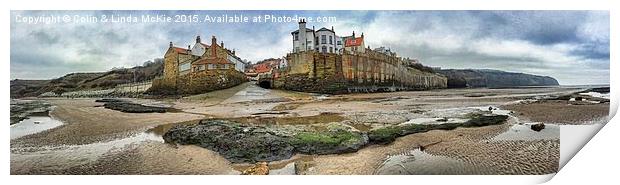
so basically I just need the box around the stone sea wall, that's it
[273,51,447,94]
[149,69,246,95]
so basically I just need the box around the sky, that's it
[10,10,609,85]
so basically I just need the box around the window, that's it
[294,47,299,52]
[329,36,333,44]
[337,40,342,45]
[321,35,326,44]
[329,47,333,53]
[208,64,215,69]
[315,37,319,45]
[321,46,327,53]
[294,33,298,41]
[179,62,190,72]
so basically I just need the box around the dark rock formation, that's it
[437,69,559,88]
[164,115,509,163]
[368,114,509,144]
[531,123,546,132]
[95,98,127,103]
[102,101,168,113]
[10,100,52,125]
[163,120,295,163]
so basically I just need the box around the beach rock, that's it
[530,123,546,132]
[10,100,53,125]
[163,120,295,163]
[102,101,168,113]
[368,114,509,144]
[95,98,126,103]
[291,130,368,154]
[241,162,269,175]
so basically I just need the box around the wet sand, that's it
[11,99,204,147]
[502,100,609,124]
[10,85,607,175]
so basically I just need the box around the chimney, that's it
[331,26,334,32]
[196,35,201,43]
[352,31,355,38]
[188,45,191,51]
[361,32,364,38]
[233,49,236,55]
[211,36,217,56]
[221,41,224,49]
[169,41,173,48]
[299,19,307,51]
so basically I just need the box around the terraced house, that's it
[148,35,247,95]
[271,20,448,94]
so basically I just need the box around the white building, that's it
[291,19,315,52]
[292,20,345,54]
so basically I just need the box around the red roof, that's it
[253,63,272,73]
[173,47,189,54]
[345,37,364,47]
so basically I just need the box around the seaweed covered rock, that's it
[163,120,294,163]
[291,130,368,154]
[368,114,509,144]
[102,101,168,113]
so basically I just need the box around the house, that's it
[149,35,247,95]
[291,19,344,54]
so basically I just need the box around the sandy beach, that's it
[10,85,609,175]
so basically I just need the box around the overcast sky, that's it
[10,10,609,85]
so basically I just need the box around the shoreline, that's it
[10,85,609,175]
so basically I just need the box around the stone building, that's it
[272,21,447,94]
[148,35,247,95]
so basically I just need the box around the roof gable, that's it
[345,37,364,47]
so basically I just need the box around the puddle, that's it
[11,116,64,140]
[491,123,560,141]
[400,117,469,125]
[146,120,200,136]
[375,149,487,175]
[226,112,345,126]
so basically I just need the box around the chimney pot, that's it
[169,42,173,47]
[196,36,201,43]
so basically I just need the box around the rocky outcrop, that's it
[368,114,509,144]
[102,101,169,113]
[531,123,546,132]
[163,114,509,163]
[438,69,559,88]
[10,100,53,125]
[163,120,295,163]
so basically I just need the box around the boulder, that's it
[163,120,294,163]
[530,123,546,132]
[102,101,168,113]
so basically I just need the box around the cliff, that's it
[11,59,164,98]
[437,69,559,88]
